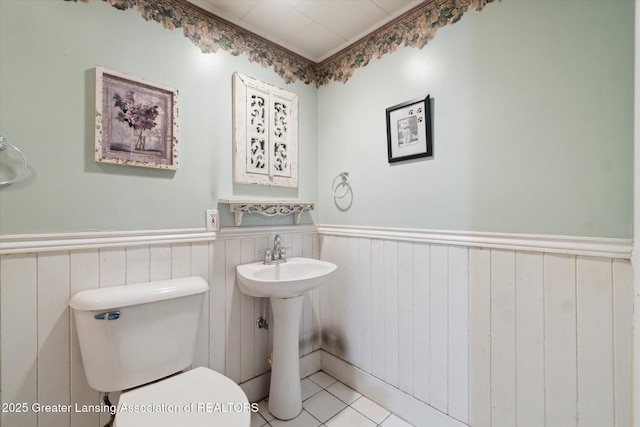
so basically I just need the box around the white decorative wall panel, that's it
[233,72,298,188]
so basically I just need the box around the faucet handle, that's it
[259,248,272,264]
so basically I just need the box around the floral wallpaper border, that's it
[66,0,498,86]
[316,0,497,86]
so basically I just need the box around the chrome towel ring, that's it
[0,136,28,186]
[332,171,351,199]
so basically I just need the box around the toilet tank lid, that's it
[70,276,209,311]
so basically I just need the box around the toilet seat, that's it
[115,367,251,427]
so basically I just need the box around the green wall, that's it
[0,0,634,238]
[0,0,318,234]
[317,0,634,238]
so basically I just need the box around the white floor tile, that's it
[301,377,322,400]
[252,411,270,427]
[325,407,376,427]
[257,399,275,423]
[379,414,415,427]
[326,381,361,405]
[351,396,391,424]
[270,409,322,427]
[308,371,337,389]
[258,372,413,427]
[303,390,347,423]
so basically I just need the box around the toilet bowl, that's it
[115,367,251,427]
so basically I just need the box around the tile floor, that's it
[252,371,415,427]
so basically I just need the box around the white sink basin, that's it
[236,257,337,298]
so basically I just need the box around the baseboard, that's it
[300,349,323,378]
[320,350,468,427]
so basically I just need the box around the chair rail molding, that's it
[0,228,215,255]
[316,225,632,259]
[0,224,630,259]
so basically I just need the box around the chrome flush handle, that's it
[94,311,120,320]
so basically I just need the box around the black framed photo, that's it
[386,95,432,163]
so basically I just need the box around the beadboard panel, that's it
[0,228,320,427]
[0,254,38,427]
[318,233,633,427]
[0,227,633,427]
[319,235,471,423]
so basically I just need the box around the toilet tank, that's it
[70,277,208,392]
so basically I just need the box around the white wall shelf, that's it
[218,199,315,226]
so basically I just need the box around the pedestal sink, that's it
[236,257,337,420]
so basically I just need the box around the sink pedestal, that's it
[268,295,304,420]
[235,257,337,420]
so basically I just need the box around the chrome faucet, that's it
[272,235,282,260]
[260,235,287,265]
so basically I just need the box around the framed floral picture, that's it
[386,95,432,163]
[95,66,178,169]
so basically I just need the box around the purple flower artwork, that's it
[95,67,178,170]
[113,91,160,152]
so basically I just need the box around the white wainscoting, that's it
[0,226,320,427]
[0,225,633,427]
[316,227,633,427]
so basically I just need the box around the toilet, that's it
[70,277,250,427]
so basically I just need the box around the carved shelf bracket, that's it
[219,199,315,226]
